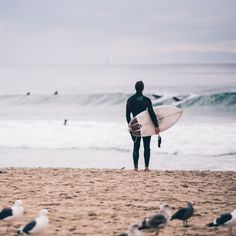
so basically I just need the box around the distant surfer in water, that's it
[126,81,160,171]
[64,119,67,126]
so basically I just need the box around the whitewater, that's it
[0,64,235,170]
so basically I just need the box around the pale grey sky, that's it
[0,0,236,65]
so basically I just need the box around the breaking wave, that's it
[153,92,236,110]
[0,92,235,110]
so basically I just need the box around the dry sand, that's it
[0,168,236,236]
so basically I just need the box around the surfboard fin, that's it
[158,134,162,148]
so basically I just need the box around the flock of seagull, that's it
[118,202,236,236]
[0,200,236,235]
[0,200,48,235]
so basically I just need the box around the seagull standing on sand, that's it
[207,209,236,236]
[171,202,194,227]
[0,200,24,232]
[17,209,49,235]
[139,204,172,236]
[118,224,141,236]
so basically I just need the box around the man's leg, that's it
[133,136,141,170]
[143,136,151,170]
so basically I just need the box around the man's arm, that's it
[146,99,160,133]
[126,101,132,124]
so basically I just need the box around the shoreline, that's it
[1,168,236,235]
[1,167,236,172]
[1,148,236,171]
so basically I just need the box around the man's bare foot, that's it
[134,168,138,171]
[144,167,150,171]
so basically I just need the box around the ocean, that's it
[0,64,235,170]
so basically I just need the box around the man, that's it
[126,81,160,171]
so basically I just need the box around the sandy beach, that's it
[0,168,235,236]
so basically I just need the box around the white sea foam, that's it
[0,120,235,170]
[0,120,235,158]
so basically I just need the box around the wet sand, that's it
[0,168,236,235]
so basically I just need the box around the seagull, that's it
[118,224,141,236]
[171,202,194,227]
[207,209,236,236]
[139,204,172,236]
[17,209,49,235]
[0,200,24,232]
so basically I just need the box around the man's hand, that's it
[155,127,160,134]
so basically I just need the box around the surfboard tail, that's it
[129,118,142,136]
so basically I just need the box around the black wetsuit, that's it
[126,92,158,168]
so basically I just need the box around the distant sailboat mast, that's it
[105,55,111,66]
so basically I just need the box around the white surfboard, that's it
[129,105,183,137]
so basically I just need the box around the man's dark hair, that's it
[135,81,144,92]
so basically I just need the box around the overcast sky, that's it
[0,0,236,65]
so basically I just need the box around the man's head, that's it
[135,81,144,93]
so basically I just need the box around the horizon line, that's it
[1,62,236,68]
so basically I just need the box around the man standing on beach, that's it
[126,81,160,171]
